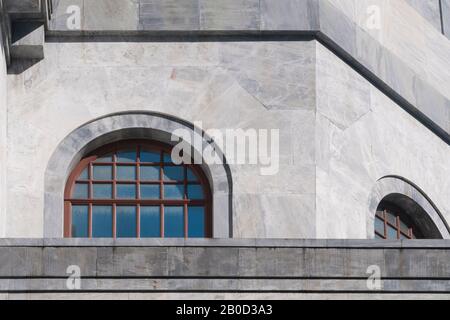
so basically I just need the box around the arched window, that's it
[375,203,418,239]
[64,140,212,238]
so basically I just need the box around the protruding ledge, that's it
[10,21,44,60]
[1,0,47,64]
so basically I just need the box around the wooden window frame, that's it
[64,140,212,238]
[374,209,415,240]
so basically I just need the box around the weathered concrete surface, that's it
[0,239,449,298]
[2,292,450,300]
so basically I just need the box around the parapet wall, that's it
[0,239,449,299]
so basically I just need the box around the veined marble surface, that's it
[5,40,450,238]
[315,42,450,238]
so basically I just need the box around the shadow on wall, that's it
[7,58,41,74]
[7,21,44,74]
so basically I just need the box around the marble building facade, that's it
[0,0,449,299]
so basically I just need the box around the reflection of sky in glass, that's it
[141,206,160,237]
[164,207,184,237]
[164,185,184,199]
[164,166,184,181]
[140,166,160,181]
[73,183,88,199]
[92,206,113,237]
[141,184,160,199]
[163,153,174,164]
[72,205,88,237]
[117,150,136,162]
[79,168,89,180]
[117,206,137,238]
[140,150,160,163]
[117,166,136,180]
[93,184,112,199]
[187,185,204,200]
[387,224,397,239]
[188,207,205,238]
[117,184,136,199]
[187,168,198,181]
[375,217,384,235]
[93,166,112,180]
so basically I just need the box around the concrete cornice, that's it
[1,238,450,249]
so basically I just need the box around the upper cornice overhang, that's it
[2,0,450,145]
[0,0,48,64]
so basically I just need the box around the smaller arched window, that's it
[64,140,212,239]
[375,203,418,240]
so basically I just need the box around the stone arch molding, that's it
[367,176,450,239]
[44,112,233,238]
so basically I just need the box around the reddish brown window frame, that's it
[375,209,415,240]
[64,140,212,238]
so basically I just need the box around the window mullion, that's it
[160,151,164,238]
[137,145,141,238]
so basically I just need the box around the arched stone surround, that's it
[44,112,233,238]
[367,176,450,239]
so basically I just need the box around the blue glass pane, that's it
[93,184,112,199]
[92,206,113,237]
[73,183,88,199]
[140,166,160,181]
[117,166,136,180]
[163,166,184,181]
[186,168,198,181]
[188,207,205,238]
[93,165,112,180]
[187,185,204,200]
[140,150,160,163]
[375,217,384,235]
[163,153,174,164]
[164,206,184,238]
[164,184,184,199]
[78,168,89,180]
[116,206,137,238]
[387,225,398,239]
[95,153,113,162]
[141,206,160,238]
[141,184,160,199]
[117,150,136,163]
[72,205,88,237]
[117,184,136,199]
